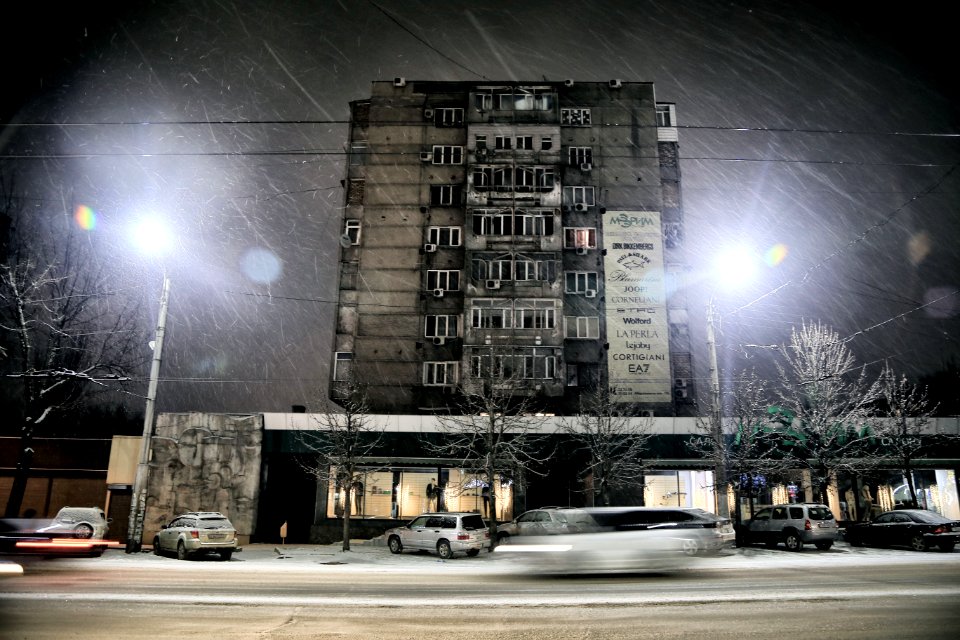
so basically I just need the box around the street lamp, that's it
[125,220,173,553]
[706,247,758,518]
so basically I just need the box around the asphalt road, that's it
[2,547,959,639]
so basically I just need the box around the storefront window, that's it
[326,466,514,522]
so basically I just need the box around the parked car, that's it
[738,503,838,551]
[36,507,110,540]
[844,509,960,552]
[153,512,238,560]
[496,507,594,542]
[0,517,111,557]
[386,512,489,559]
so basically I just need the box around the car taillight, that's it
[190,530,200,539]
[932,526,946,535]
[458,533,470,541]
[804,519,812,531]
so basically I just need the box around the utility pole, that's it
[125,275,170,553]
[706,298,730,517]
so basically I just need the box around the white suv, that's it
[739,503,838,551]
[386,512,490,559]
[153,512,238,560]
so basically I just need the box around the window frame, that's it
[423,361,458,386]
[425,315,459,339]
[432,145,463,165]
[427,226,462,247]
[344,219,361,246]
[560,108,592,126]
[435,107,464,127]
[426,270,461,292]
[563,227,598,249]
[565,271,598,294]
[564,316,600,339]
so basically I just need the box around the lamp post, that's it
[126,219,174,553]
[706,297,729,518]
[125,274,170,553]
[705,246,757,519]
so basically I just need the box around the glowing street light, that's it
[125,219,173,553]
[706,245,759,518]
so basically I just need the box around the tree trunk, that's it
[342,486,352,551]
[4,426,34,518]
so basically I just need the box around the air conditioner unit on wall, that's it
[433,337,446,346]
[576,247,588,255]
[433,288,444,298]
[675,388,689,400]
[580,163,592,171]
[486,280,501,290]
[424,243,437,253]
[609,79,622,88]
[574,203,588,212]
[424,108,434,119]
[585,289,597,298]
[564,79,575,87]
[394,77,407,87]
[420,151,432,162]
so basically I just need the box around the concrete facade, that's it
[332,80,694,414]
[142,412,262,546]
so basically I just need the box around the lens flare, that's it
[241,247,282,284]
[74,205,97,230]
[764,243,789,267]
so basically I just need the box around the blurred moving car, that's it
[844,509,960,552]
[386,512,489,559]
[738,503,838,551]
[583,507,735,556]
[496,507,708,574]
[0,517,112,557]
[153,511,238,560]
[37,507,110,539]
[496,507,594,542]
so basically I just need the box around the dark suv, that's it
[739,503,838,551]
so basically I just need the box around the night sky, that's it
[1,1,957,414]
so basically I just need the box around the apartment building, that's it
[332,79,693,416]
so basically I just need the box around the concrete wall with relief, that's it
[143,413,263,545]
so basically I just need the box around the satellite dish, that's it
[339,234,353,248]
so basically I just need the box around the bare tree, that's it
[297,382,384,551]
[427,357,553,550]
[689,368,789,523]
[1,188,143,517]
[875,362,938,508]
[770,321,882,504]
[561,386,653,506]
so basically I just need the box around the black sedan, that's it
[844,509,960,552]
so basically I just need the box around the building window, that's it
[333,352,353,382]
[473,254,513,281]
[568,147,593,166]
[561,108,591,126]
[472,167,512,191]
[427,226,462,247]
[520,352,557,379]
[423,361,457,386]
[349,142,367,166]
[656,104,673,127]
[565,271,598,294]
[564,316,599,339]
[474,93,493,111]
[515,301,556,329]
[473,209,513,236]
[540,136,553,151]
[432,145,463,165]
[430,184,461,207]
[514,210,554,236]
[564,227,597,249]
[516,135,534,150]
[435,107,464,127]
[427,270,460,292]
[475,134,487,149]
[344,219,361,245]
[471,299,513,329]
[425,315,459,338]
[563,186,596,206]
[494,136,512,150]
